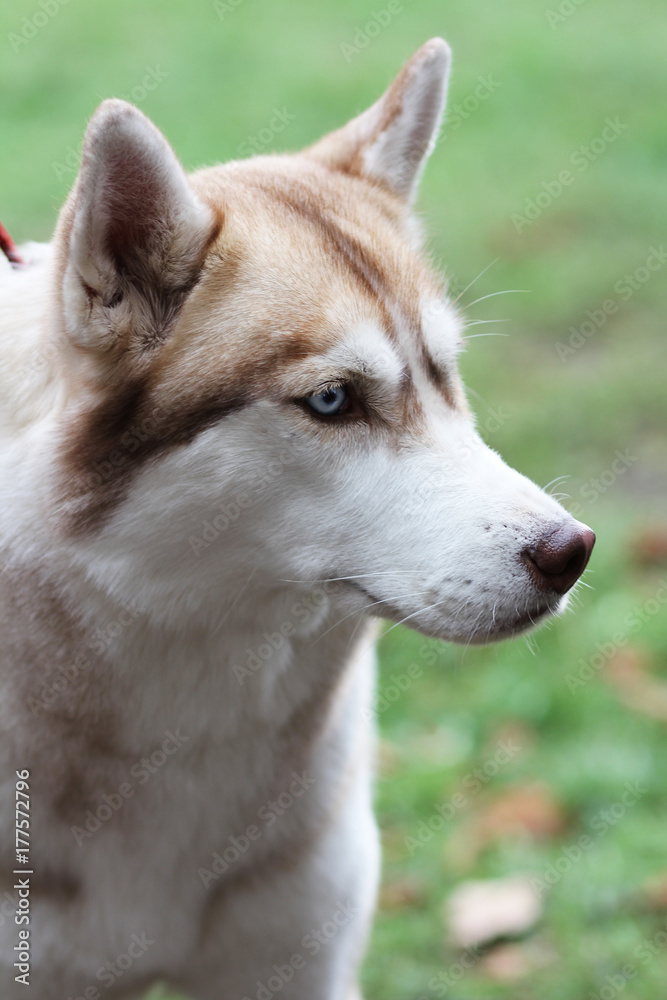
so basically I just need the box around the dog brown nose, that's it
[522,522,595,595]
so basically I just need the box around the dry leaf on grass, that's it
[444,782,566,870]
[379,876,426,912]
[605,647,667,721]
[445,876,542,950]
[477,940,557,981]
[629,526,667,566]
[473,782,567,842]
[376,739,401,775]
[637,874,667,912]
[487,721,538,756]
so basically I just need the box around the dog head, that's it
[51,38,594,642]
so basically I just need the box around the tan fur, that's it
[53,153,463,532]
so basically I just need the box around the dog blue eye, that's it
[305,385,348,417]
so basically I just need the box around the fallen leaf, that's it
[443,827,482,872]
[487,721,538,756]
[444,783,566,870]
[445,876,542,950]
[637,874,667,912]
[376,739,401,775]
[379,876,426,912]
[630,526,667,566]
[474,783,567,842]
[605,648,667,721]
[477,940,557,981]
[605,645,651,681]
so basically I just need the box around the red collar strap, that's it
[0,221,24,267]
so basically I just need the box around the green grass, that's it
[2,0,666,996]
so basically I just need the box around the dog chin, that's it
[350,583,565,645]
[453,591,570,644]
[344,581,567,645]
[468,605,558,643]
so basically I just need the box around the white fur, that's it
[361,38,451,199]
[421,296,464,371]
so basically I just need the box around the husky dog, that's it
[0,38,593,999]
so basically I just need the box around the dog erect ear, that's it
[62,99,220,352]
[307,38,451,202]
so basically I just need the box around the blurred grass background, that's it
[1,0,666,997]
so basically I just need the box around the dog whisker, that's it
[309,589,430,646]
[381,595,452,637]
[522,631,539,655]
[463,606,488,651]
[543,474,571,494]
[463,318,510,327]
[345,613,373,655]
[211,566,257,636]
[463,332,510,340]
[451,257,499,305]
[464,289,529,309]
[280,571,425,585]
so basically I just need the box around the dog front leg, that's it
[184,765,380,1000]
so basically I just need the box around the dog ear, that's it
[307,38,451,203]
[61,99,220,353]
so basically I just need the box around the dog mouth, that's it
[347,582,559,644]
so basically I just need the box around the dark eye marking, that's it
[420,343,455,407]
